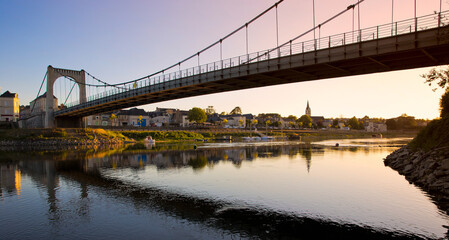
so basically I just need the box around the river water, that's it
[1,139,448,239]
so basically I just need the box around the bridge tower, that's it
[45,65,87,128]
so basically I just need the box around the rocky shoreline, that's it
[384,146,449,214]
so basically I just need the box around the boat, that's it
[144,136,156,143]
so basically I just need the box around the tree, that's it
[332,119,339,128]
[239,119,244,127]
[274,121,282,128]
[422,66,449,118]
[346,116,360,130]
[289,121,296,128]
[138,115,143,126]
[265,120,271,132]
[188,107,207,123]
[441,90,449,118]
[386,119,397,130]
[287,115,297,121]
[222,118,228,126]
[230,106,242,115]
[110,114,117,126]
[421,67,449,91]
[297,115,312,128]
[205,106,216,115]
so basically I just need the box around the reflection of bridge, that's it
[33,2,449,127]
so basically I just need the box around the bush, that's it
[120,130,204,141]
[441,89,449,119]
[409,118,449,151]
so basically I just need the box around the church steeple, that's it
[305,100,311,116]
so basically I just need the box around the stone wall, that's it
[18,113,45,128]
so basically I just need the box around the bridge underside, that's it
[55,116,86,128]
[56,26,449,118]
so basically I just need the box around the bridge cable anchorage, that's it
[30,71,48,113]
[242,0,365,65]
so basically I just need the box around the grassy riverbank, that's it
[0,128,418,143]
[0,128,128,142]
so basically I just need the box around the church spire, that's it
[305,100,311,116]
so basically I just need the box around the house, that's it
[365,122,387,132]
[222,114,246,128]
[148,108,173,127]
[29,92,58,114]
[118,108,149,127]
[207,113,224,124]
[0,91,20,122]
[172,109,190,127]
[87,112,119,127]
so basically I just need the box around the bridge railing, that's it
[64,10,449,110]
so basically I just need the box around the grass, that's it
[120,130,204,141]
[0,128,129,141]
[409,118,449,151]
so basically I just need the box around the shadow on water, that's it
[0,143,439,239]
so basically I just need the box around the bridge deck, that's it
[56,25,449,118]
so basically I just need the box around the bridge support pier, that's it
[45,66,87,128]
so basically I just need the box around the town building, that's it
[302,101,325,127]
[29,92,58,114]
[118,108,150,127]
[87,112,119,127]
[0,91,20,122]
[365,122,388,132]
[305,100,311,116]
[222,114,246,128]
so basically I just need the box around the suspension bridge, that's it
[24,0,449,128]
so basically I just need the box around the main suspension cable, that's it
[243,0,364,64]
[30,71,47,113]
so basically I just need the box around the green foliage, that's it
[230,106,242,115]
[188,155,208,169]
[121,130,204,141]
[440,89,449,118]
[346,116,360,130]
[297,115,312,128]
[385,119,397,130]
[188,107,207,123]
[287,115,297,121]
[421,67,449,91]
[422,66,449,119]
[332,119,339,128]
[409,118,449,151]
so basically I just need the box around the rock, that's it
[403,164,414,174]
[440,159,449,170]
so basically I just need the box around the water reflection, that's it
[82,143,324,173]
[0,142,447,239]
[0,164,21,198]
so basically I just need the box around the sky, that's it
[0,0,448,120]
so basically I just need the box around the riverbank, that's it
[384,118,449,214]
[385,146,449,214]
[0,128,418,149]
[0,128,130,150]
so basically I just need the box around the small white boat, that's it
[261,136,274,141]
[144,136,156,143]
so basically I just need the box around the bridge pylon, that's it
[45,66,87,128]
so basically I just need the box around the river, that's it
[0,138,448,239]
